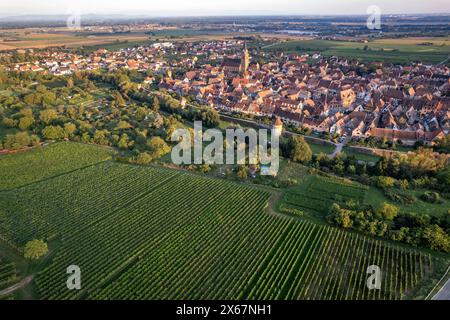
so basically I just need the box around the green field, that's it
[309,142,336,155]
[364,187,450,218]
[0,142,447,300]
[266,39,450,64]
[278,161,450,219]
[342,148,381,163]
[0,142,114,191]
[280,174,368,220]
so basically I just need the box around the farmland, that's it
[0,259,16,291]
[0,142,447,300]
[265,38,450,64]
[279,174,368,220]
[0,142,113,191]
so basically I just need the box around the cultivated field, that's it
[266,38,450,64]
[0,142,113,191]
[0,259,16,291]
[280,175,368,220]
[0,142,446,300]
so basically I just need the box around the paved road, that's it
[0,275,33,296]
[432,277,450,300]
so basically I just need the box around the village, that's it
[4,39,449,146]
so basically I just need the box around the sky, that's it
[0,0,449,16]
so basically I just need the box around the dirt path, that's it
[0,275,33,296]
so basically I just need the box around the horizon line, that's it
[2,12,450,18]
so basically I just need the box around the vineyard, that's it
[0,142,446,300]
[0,259,16,291]
[0,142,113,191]
[280,175,368,218]
[0,162,178,246]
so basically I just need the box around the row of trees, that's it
[327,202,450,252]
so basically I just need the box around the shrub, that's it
[384,188,417,205]
[377,176,396,188]
[421,191,443,204]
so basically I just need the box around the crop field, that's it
[0,259,16,291]
[0,142,445,300]
[0,142,113,191]
[0,162,178,247]
[280,175,368,219]
[266,38,450,64]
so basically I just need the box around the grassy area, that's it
[365,186,449,218]
[0,142,114,191]
[266,38,450,64]
[277,159,449,220]
[309,142,335,155]
[342,147,381,163]
[279,173,368,222]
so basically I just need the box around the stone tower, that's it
[273,117,283,137]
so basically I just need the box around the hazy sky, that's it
[1,0,449,16]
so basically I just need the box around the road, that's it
[0,275,33,296]
[432,275,450,300]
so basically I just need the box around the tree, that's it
[64,122,77,138]
[18,116,34,131]
[24,239,48,260]
[287,136,312,164]
[66,78,74,89]
[2,117,17,128]
[376,202,399,221]
[377,176,396,188]
[2,132,31,150]
[437,167,450,190]
[118,134,130,150]
[135,152,153,165]
[422,225,450,252]
[237,166,248,180]
[327,203,353,228]
[39,109,58,125]
[42,125,65,140]
[152,96,160,112]
[135,107,148,121]
[147,136,171,159]
[93,130,110,145]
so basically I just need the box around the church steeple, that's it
[240,42,250,76]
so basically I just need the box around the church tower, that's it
[240,42,250,76]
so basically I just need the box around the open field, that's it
[266,38,450,64]
[0,26,317,51]
[364,187,450,218]
[0,30,153,51]
[309,142,336,155]
[342,147,381,163]
[0,142,447,300]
